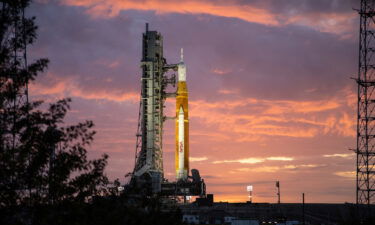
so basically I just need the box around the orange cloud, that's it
[189,88,355,140]
[63,0,278,25]
[323,153,354,158]
[334,171,355,178]
[284,11,356,36]
[61,0,356,36]
[267,157,294,161]
[212,68,231,75]
[30,73,138,102]
[190,156,208,162]
[235,166,280,173]
[231,164,324,174]
[283,164,324,170]
[213,156,294,164]
[262,99,340,114]
[214,157,265,164]
[218,89,238,95]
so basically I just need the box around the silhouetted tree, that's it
[0,0,108,209]
[1,1,185,225]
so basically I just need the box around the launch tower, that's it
[130,24,206,197]
[132,24,169,193]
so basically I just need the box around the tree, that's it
[0,0,109,208]
[2,2,184,225]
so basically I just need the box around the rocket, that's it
[176,48,189,181]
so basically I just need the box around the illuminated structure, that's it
[130,24,206,197]
[132,23,169,193]
[176,49,189,181]
[247,185,253,203]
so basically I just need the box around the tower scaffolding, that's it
[356,0,375,209]
[128,24,206,198]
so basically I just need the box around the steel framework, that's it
[132,24,176,194]
[129,24,206,198]
[356,0,375,206]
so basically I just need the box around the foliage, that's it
[0,0,108,208]
[0,1,185,225]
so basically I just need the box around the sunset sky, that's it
[29,0,358,203]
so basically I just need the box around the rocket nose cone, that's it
[179,106,184,114]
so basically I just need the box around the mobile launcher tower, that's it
[129,24,206,198]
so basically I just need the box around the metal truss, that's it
[132,24,176,194]
[356,0,375,206]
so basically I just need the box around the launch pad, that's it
[126,24,206,198]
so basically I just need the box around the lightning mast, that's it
[356,0,375,210]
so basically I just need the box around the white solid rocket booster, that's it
[176,48,189,181]
[178,106,185,179]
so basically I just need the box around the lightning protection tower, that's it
[356,0,375,209]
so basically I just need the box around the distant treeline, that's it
[0,195,183,225]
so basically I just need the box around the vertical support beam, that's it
[302,193,305,225]
[132,24,176,194]
[276,181,280,204]
[356,0,375,212]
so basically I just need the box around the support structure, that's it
[129,24,206,198]
[133,23,173,194]
[356,0,375,207]
[276,181,280,204]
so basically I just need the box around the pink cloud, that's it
[189,88,355,141]
[30,73,139,102]
[61,0,356,36]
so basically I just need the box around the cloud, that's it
[190,156,208,162]
[284,164,324,170]
[236,166,280,173]
[62,0,279,25]
[30,73,139,102]
[212,68,231,75]
[218,89,238,95]
[213,156,294,164]
[61,0,356,36]
[323,153,355,158]
[189,88,356,141]
[334,171,355,178]
[266,157,294,161]
[232,164,324,173]
[214,157,265,164]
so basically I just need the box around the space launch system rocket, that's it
[176,49,189,181]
